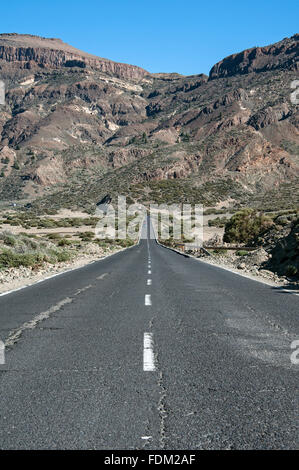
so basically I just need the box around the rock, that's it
[259,269,275,278]
[0,32,298,213]
[247,248,269,266]
[209,34,298,79]
[0,34,147,81]
[207,234,222,246]
[248,103,291,131]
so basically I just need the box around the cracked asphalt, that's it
[0,217,298,449]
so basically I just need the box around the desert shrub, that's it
[9,220,21,226]
[78,231,94,240]
[58,238,72,246]
[47,233,62,240]
[0,250,44,268]
[236,250,249,256]
[204,208,229,215]
[208,217,228,227]
[223,209,272,244]
[115,239,134,248]
[0,230,73,269]
[212,248,227,255]
[0,233,17,246]
[56,251,71,262]
[37,219,56,228]
[286,265,298,277]
[20,236,38,250]
[95,238,115,246]
[19,232,38,239]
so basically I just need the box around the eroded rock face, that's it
[264,220,299,279]
[209,34,299,79]
[248,103,291,130]
[0,34,148,81]
[0,33,298,208]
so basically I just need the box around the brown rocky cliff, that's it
[209,34,298,79]
[0,34,148,81]
[0,33,298,208]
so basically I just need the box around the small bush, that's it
[78,231,94,240]
[47,233,62,240]
[21,237,38,250]
[224,209,272,244]
[58,238,72,246]
[236,250,249,256]
[56,251,71,262]
[115,239,135,248]
[286,265,298,277]
[0,250,43,268]
[0,234,16,246]
[208,217,228,227]
[212,248,227,255]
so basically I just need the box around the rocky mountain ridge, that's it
[209,34,298,79]
[0,33,298,211]
[0,34,147,81]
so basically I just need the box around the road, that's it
[0,217,298,450]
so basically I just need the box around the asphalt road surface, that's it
[0,217,298,450]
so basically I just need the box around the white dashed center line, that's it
[96,273,108,280]
[143,333,155,371]
[144,223,155,371]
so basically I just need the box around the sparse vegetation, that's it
[223,209,273,244]
[286,265,298,277]
[0,231,72,269]
[208,216,228,227]
[236,250,249,256]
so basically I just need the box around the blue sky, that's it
[0,0,298,75]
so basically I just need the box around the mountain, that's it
[0,33,298,212]
[0,33,147,80]
[209,34,299,79]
